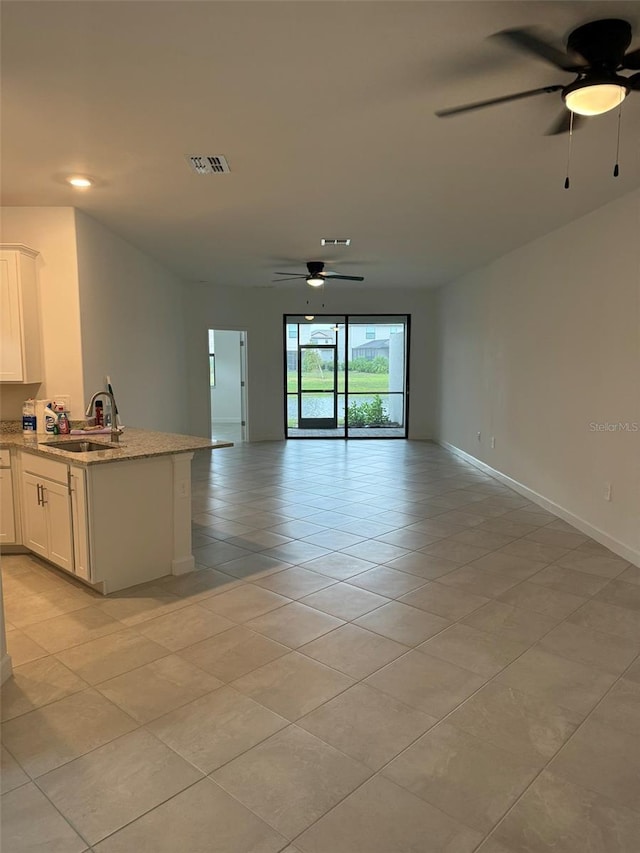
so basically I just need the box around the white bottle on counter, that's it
[22,399,36,434]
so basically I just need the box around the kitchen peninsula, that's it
[1,428,232,593]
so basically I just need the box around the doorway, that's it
[284,315,409,439]
[209,329,248,442]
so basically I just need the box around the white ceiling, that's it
[2,1,640,289]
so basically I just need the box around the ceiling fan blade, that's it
[435,84,563,117]
[622,48,640,70]
[323,274,365,282]
[545,110,585,136]
[627,72,640,89]
[274,272,305,277]
[494,28,586,72]
[272,276,306,282]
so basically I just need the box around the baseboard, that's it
[438,440,640,568]
[1,652,13,685]
[172,555,195,576]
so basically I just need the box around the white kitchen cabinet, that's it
[21,457,74,574]
[0,245,43,383]
[0,450,16,543]
[69,465,91,581]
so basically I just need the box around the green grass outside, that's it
[287,370,389,393]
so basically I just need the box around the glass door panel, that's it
[299,345,337,429]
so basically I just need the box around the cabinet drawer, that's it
[21,451,68,484]
[0,449,10,467]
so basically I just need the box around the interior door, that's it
[298,345,338,430]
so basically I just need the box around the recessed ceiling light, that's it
[321,238,351,247]
[67,176,93,188]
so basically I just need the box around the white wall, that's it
[184,285,437,441]
[436,189,640,564]
[0,207,84,420]
[74,211,188,433]
[210,330,242,424]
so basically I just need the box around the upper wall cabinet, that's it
[0,245,43,383]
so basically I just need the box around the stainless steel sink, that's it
[40,440,120,453]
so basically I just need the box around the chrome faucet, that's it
[85,391,122,442]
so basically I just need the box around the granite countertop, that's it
[0,427,233,466]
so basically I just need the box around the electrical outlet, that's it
[604,482,612,501]
[491,436,496,449]
[477,431,481,442]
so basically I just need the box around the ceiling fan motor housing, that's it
[307,261,325,276]
[566,19,631,68]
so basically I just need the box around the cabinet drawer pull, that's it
[40,484,47,505]
[37,483,42,506]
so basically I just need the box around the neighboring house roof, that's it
[352,339,389,351]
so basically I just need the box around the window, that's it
[390,326,401,334]
[365,327,375,340]
[208,330,215,387]
[288,328,297,339]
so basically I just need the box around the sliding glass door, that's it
[284,315,409,439]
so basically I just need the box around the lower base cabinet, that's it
[21,464,74,574]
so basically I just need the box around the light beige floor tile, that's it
[299,682,436,769]
[178,625,289,682]
[253,567,335,599]
[556,552,629,578]
[478,518,540,538]
[399,581,489,620]
[528,564,611,597]
[37,729,202,846]
[134,603,234,650]
[625,657,640,684]
[215,553,292,580]
[21,606,123,653]
[451,529,516,550]
[365,649,485,717]
[300,583,389,621]
[618,565,640,586]
[96,654,221,723]
[384,551,460,580]
[496,540,570,564]
[299,553,377,580]
[419,623,528,678]
[91,777,287,853]
[200,584,290,622]
[156,567,242,600]
[1,688,138,778]
[437,565,520,598]
[595,579,640,612]
[475,838,517,852]
[148,685,287,772]
[383,721,540,832]
[0,745,29,794]
[567,599,640,642]
[231,651,353,720]
[447,681,580,763]
[498,582,586,619]
[4,629,48,666]
[212,725,371,839]
[549,719,640,812]
[55,629,169,685]
[1,656,87,722]
[537,620,640,676]
[246,602,344,648]
[463,552,547,581]
[376,529,443,550]
[4,589,95,628]
[493,770,640,853]
[524,527,588,549]
[496,648,617,716]
[462,600,560,644]
[347,566,427,598]
[422,540,491,564]
[590,678,640,737]
[1,782,88,852]
[296,775,482,853]
[354,601,450,646]
[300,624,408,679]
[95,584,190,626]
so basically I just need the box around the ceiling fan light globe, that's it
[304,315,315,320]
[306,276,324,287]
[564,82,627,115]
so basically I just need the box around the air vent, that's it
[187,155,231,175]
[321,238,351,246]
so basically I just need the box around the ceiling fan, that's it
[435,19,640,134]
[273,261,364,286]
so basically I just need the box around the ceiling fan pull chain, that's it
[564,111,575,189]
[613,99,623,178]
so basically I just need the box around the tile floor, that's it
[2,439,640,852]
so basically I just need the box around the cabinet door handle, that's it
[40,484,47,506]
[37,483,42,506]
